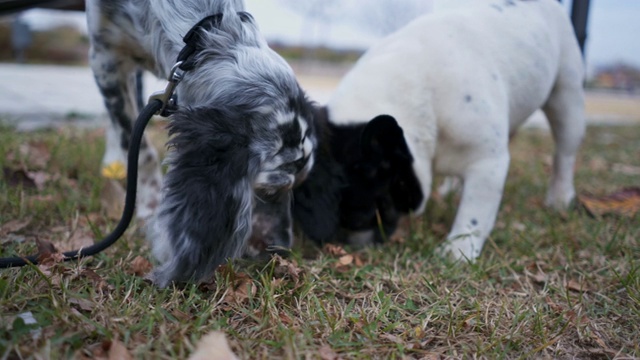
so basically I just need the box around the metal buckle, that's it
[148,61,185,116]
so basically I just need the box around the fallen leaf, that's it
[171,309,192,322]
[566,279,589,293]
[272,255,303,283]
[0,217,32,236]
[7,141,51,170]
[223,273,256,305]
[338,254,354,266]
[188,331,239,360]
[26,171,51,191]
[128,256,153,277]
[579,187,640,217]
[100,180,126,220]
[380,333,403,344]
[36,238,65,266]
[528,271,548,284]
[81,269,113,293]
[101,161,127,180]
[545,296,564,313]
[69,297,96,312]
[63,228,95,252]
[318,345,339,360]
[353,254,365,267]
[102,339,133,360]
[323,244,347,256]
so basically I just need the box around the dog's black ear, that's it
[361,115,410,161]
[150,107,257,286]
[361,115,424,213]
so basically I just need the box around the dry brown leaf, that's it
[323,244,347,256]
[188,331,239,360]
[171,309,192,322]
[380,333,403,344]
[102,339,133,360]
[338,255,354,266]
[69,297,96,312]
[81,269,113,293]
[528,271,548,284]
[579,187,640,217]
[273,255,303,283]
[0,217,32,236]
[223,273,256,305]
[566,279,589,293]
[354,254,365,267]
[62,228,95,252]
[100,179,126,220]
[18,141,52,169]
[318,345,339,360]
[26,171,51,191]
[128,256,153,277]
[36,238,65,266]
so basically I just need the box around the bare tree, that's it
[353,0,432,36]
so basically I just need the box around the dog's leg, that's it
[437,176,461,198]
[89,47,162,220]
[542,70,586,210]
[436,153,510,261]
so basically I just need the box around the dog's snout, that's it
[278,155,309,174]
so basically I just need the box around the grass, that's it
[0,122,639,359]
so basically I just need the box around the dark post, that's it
[570,0,591,55]
[11,16,32,63]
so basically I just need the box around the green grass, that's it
[1,123,639,359]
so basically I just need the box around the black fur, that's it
[293,108,423,245]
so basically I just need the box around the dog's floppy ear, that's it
[149,107,258,287]
[361,115,423,213]
[361,115,410,162]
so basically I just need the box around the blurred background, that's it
[0,0,638,128]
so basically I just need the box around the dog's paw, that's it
[544,190,576,211]
[435,235,482,262]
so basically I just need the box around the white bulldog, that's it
[293,0,586,260]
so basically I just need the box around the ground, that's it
[0,116,638,359]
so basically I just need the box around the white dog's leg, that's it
[437,176,462,197]
[437,154,510,261]
[543,68,586,210]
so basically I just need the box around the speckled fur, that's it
[86,0,316,287]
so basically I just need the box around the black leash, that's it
[0,99,162,268]
[0,12,243,269]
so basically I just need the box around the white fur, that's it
[328,0,586,260]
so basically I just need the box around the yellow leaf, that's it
[101,161,126,180]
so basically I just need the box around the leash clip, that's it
[149,61,185,116]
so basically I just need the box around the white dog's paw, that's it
[544,186,575,211]
[435,235,483,262]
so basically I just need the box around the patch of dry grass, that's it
[0,122,639,359]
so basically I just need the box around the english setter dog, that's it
[294,0,585,260]
[86,0,315,287]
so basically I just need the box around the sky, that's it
[16,0,640,70]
